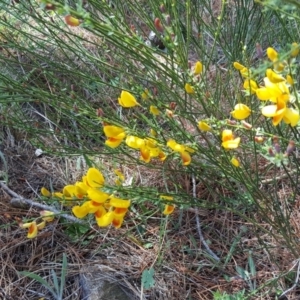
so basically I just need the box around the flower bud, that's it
[154,18,164,33]
[285,140,296,156]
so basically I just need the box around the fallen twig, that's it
[0,181,85,224]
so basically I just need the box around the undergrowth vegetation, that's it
[1,0,300,299]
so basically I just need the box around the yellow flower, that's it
[194,61,203,75]
[126,135,145,149]
[86,167,105,188]
[231,104,251,120]
[150,105,160,115]
[20,221,38,239]
[267,47,278,62]
[141,89,149,100]
[221,130,240,149]
[72,202,90,218]
[41,187,51,197]
[96,211,115,227]
[167,139,193,166]
[243,79,258,94]
[198,121,211,131]
[233,62,245,70]
[291,42,299,57]
[103,125,126,148]
[185,83,195,94]
[262,99,299,126]
[256,78,290,102]
[118,91,140,107]
[109,197,131,208]
[231,157,240,167]
[266,69,285,83]
[160,195,175,215]
[40,210,55,222]
[87,189,109,203]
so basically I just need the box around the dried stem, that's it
[0,181,85,224]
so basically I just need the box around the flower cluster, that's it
[43,168,131,228]
[19,210,55,239]
[103,90,196,166]
[233,44,300,127]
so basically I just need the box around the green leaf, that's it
[19,271,57,298]
[141,267,155,289]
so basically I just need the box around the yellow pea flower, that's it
[233,62,245,70]
[150,105,160,115]
[87,189,110,203]
[267,47,278,62]
[118,91,140,107]
[103,125,126,148]
[41,187,51,197]
[243,79,258,94]
[231,104,251,120]
[291,42,299,57]
[198,121,211,131]
[72,202,90,218]
[20,221,38,239]
[160,195,175,215]
[194,61,203,75]
[185,83,195,94]
[86,168,105,188]
[96,211,115,227]
[266,69,285,83]
[126,135,145,149]
[221,130,240,149]
[40,210,55,222]
[109,197,131,208]
[231,157,240,167]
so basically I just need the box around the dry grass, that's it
[1,140,300,299]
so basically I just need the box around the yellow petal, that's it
[87,189,110,203]
[103,125,125,138]
[41,187,51,197]
[112,216,124,228]
[256,87,272,101]
[118,91,140,107]
[96,211,114,227]
[266,69,285,83]
[198,121,211,131]
[194,61,203,75]
[185,83,195,94]
[181,151,191,166]
[261,104,278,117]
[222,137,241,149]
[40,210,55,222]
[160,195,174,201]
[231,157,240,167]
[233,62,245,70]
[287,75,294,85]
[126,135,145,149]
[140,147,151,163]
[109,197,131,208]
[222,130,234,142]
[27,221,38,238]
[243,79,258,94]
[105,137,124,148]
[86,168,105,188]
[231,104,251,120]
[37,221,46,230]
[94,206,107,219]
[72,204,90,218]
[163,204,175,215]
[150,105,160,115]
[267,47,278,62]
[283,108,300,127]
